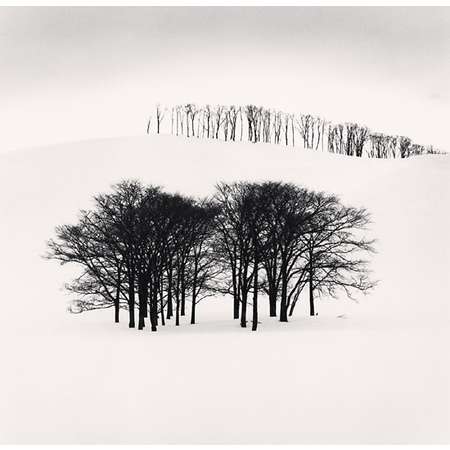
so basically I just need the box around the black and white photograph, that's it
[0,2,449,445]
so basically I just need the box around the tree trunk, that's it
[240,290,247,328]
[289,291,300,317]
[138,281,146,330]
[269,292,277,317]
[237,258,243,319]
[180,265,186,316]
[150,288,158,331]
[128,300,135,328]
[114,269,121,323]
[175,266,181,326]
[152,282,158,326]
[128,268,135,328]
[166,266,173,319]
[267,275,277,317]
[232,264,239,319]
[190,295,197,324]
[143,277,149,318]
[175,296,180,326]
[252,258,258,331]
[159,277,165,326]
[114,302,120,323]
[279,263,288,322]
[309,256,315,316]
[233,292,240,319]
[191,259,198,324]
[240,265,247,328]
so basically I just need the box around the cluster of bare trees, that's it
[46,181,218,331]
[214,181,375,330]
[148,104,442,158]
[47,180,375,331]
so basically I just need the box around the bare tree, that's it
[213,182,259,326]
[155,104,165,134]
[295,195,375,316]
[398,136,409,158]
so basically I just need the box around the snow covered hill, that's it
[0,135,448,443]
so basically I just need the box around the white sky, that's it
[0,6,449,153]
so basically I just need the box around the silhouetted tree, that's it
[156,104,165,134]
[296,194,375,316]
[213,182,260,327]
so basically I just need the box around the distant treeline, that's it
[47,180,375,332]
[147,104,443,158]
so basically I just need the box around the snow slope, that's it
[0,135,448,443]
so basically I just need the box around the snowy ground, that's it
[0,135,448,443]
